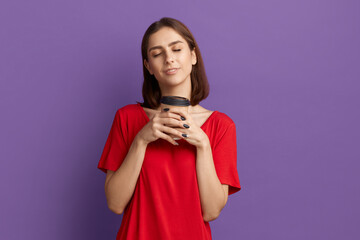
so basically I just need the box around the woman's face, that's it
[144,27,197,88]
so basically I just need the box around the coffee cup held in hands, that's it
[160,96,190,140]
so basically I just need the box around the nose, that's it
[164,50,175,63]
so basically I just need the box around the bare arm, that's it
[105,136,147,214]
[196,139,229,222]
[164,108,230,222]
[104,111,185,214]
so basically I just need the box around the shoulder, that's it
[205,110,237,147]
[112,103,142,125]
[203,109,237,142]
[212,111,236,129]
[214,111,235,124]
[115,103,141,118]
[198,104,235,127]
[116,103,139,114]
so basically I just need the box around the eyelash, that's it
[153,49,181,57]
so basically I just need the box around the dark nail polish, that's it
[182,133,188,138]
[163,108,170,112]
[181,116,186,121]
[183,124,190,128]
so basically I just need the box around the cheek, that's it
[148,59,162,71]
[180,54,193,70]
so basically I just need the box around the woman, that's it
[98,17,241,240]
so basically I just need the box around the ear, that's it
[191,48,197,65]
[144,59,153,75]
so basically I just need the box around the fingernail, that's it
[164,108,170,112]
[174,142,179,146]
[181,116,186,121]
[183,124,190,128]
[182,133,188,138]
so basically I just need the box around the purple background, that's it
[1,0,359,239]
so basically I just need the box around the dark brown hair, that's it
[139,17,209,109]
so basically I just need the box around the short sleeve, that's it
[212,122,241,195]
[97,110,129,173]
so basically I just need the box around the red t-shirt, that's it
[98,102,241,240]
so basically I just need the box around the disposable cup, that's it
[160,96,190,140]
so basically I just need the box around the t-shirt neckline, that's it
[136,102,217,129]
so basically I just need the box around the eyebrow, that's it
[148,40,184,52]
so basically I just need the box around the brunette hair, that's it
[139,17,209,109]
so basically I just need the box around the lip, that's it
[164,68,179,75]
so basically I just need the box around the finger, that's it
[157,130,179,146]
[181,133,189,138]
[158,125,184,139]
[166,108,189,121]
[171,127,190,139]
[159,118,189,128]
[157,111,184,121]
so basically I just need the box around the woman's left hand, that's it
[166,108,210,148]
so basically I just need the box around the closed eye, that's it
[153,49,181,58]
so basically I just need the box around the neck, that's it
[157,77,199,113]
[160,82,191,100]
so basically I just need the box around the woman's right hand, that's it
[136,111,185,146]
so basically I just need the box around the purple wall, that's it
[1,0,359,239]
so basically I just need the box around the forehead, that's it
[148,27,187,49]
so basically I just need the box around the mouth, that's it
[164,68,179,75]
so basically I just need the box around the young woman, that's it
[98,17,241,240]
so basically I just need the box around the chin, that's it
[158,76,186,86]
